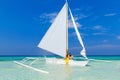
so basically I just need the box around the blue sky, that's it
[0,0,120,56]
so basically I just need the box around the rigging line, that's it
[14,61,49,74]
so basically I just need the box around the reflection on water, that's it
[65,65,70,80]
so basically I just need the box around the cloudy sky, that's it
[0,0,120,56]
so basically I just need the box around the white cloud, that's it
[117,36,120,40]
[92,25,107,35]
[77,14,88,19]
[68,19,82,28]
[92,32,105,35]
[104,13,116,16]
[93,25,106,30]
[92,25,109,35]
[69,32,88,37]
[39,12,82,28]
[73,7,90,19]
[39,12,58,23]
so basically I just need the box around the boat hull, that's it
[45,58,88,66]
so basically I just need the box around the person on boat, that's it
[69,54,73,59]
[65,53,73,65]
[65,54,69,65]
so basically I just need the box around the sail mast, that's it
[66,1,68,55]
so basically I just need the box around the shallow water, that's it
[0,56,120,80]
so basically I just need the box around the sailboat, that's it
[38,1,89,66]
[13,1,88,75]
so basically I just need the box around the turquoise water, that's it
[0,56,120,80]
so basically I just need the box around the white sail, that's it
[69,8,88,59]
[38,3,68,57]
